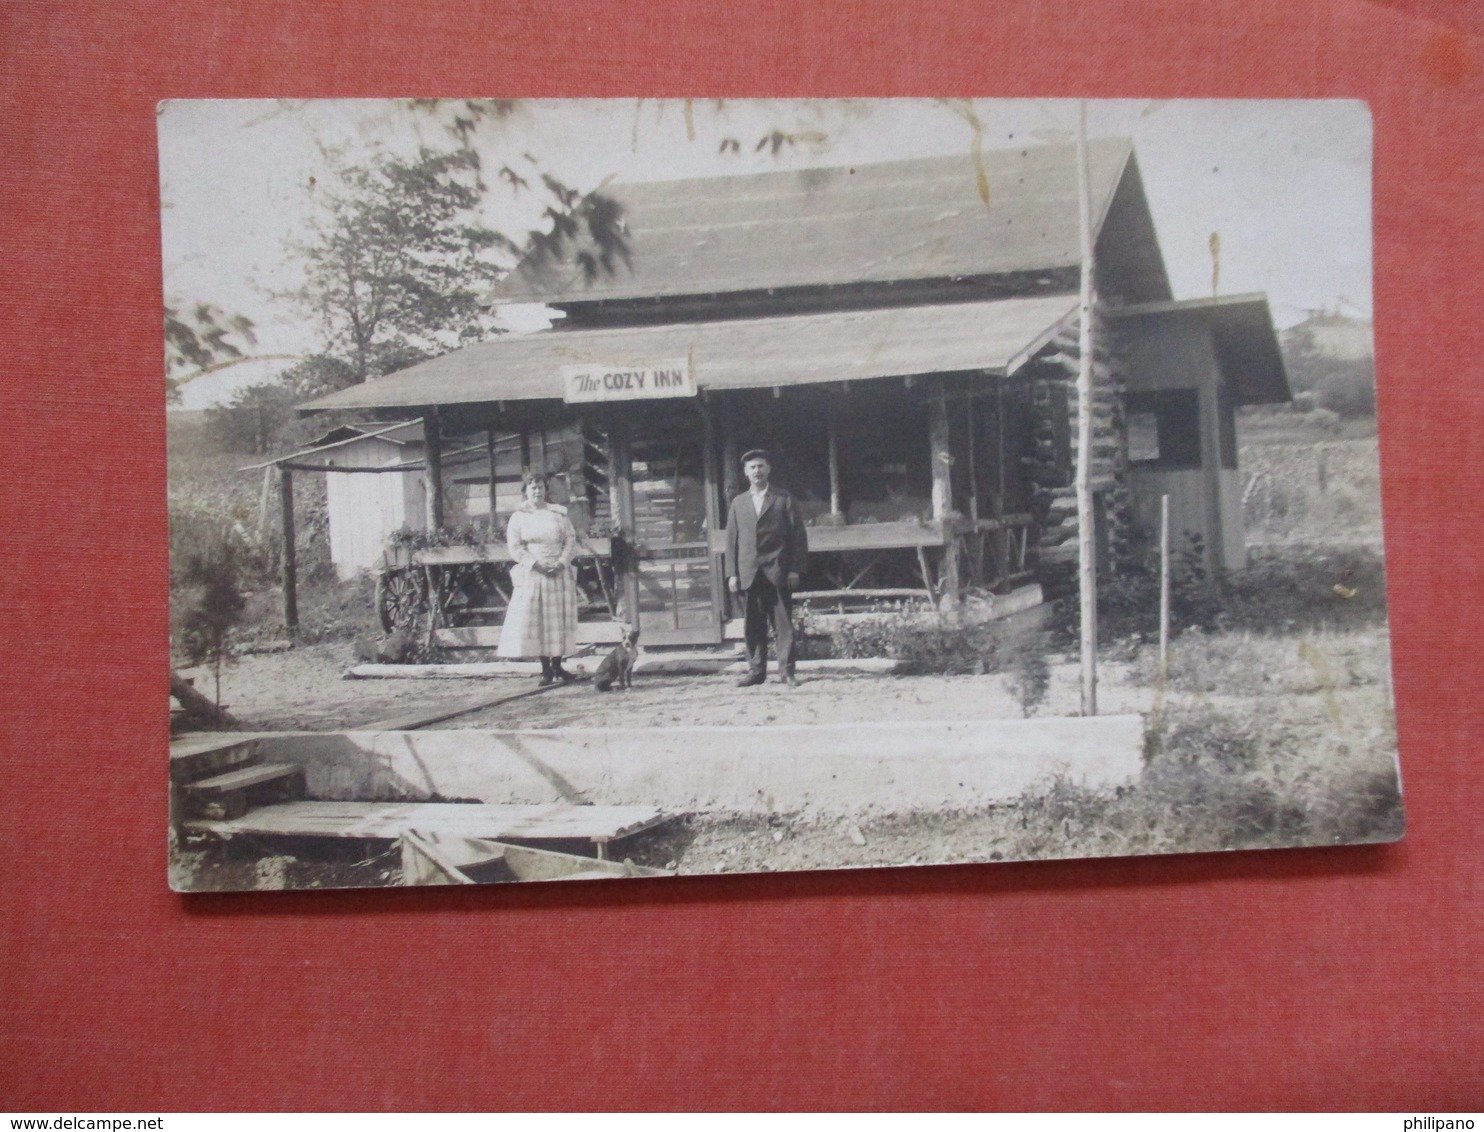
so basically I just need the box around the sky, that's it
[159,98,1373,403]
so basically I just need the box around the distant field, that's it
[1238,411,1383,546]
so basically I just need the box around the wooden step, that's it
[184,763,304,796]
[179,763,306,822]
[169,734,265,785]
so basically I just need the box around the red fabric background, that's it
[2,0,1481,1111]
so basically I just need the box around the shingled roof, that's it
[494,136,1171,308]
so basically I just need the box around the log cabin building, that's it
[301,137,1290,648]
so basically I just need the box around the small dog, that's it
[592,627,639,692]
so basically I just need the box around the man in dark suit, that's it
[725,449,809,687]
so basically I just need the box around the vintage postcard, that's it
[162,98,1399,891]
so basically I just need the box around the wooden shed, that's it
[249,421,429,581]
[311,422,427,579]
[1112,295,1290,572]
[301,137,1289,644]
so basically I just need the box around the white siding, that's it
[324,437,427,580]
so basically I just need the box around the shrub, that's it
[170,503,261,703]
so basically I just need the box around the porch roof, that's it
[300,293,1079,413]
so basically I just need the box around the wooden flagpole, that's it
[1076,101,1099,716]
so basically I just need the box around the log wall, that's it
[1027,307,1134,598]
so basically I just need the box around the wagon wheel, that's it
[480,562,511,606]
[375,567,427,633]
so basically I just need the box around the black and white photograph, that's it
[162,97,1400,892]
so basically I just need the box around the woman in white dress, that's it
[497,473,580,685]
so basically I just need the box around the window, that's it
[1127,411,1160,462]
[1126,389,1201,470]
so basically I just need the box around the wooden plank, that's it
[277,461,422,475]
[186,801,667,844]
[183,763,301,796]
[797,521,951,552]
[400,835,671,885]
[714,520,965,554]
[433,622,625,649]
[794,588,932,602]
[413,538,612,566]
[400,830,496,885]
[500,843,670,881]
[169,738,262,785]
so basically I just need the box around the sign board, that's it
[562,359,696,403]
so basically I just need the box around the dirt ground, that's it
[178,644,500,731]
[179,642,1157,732]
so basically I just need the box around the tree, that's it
[1281,316,1376,419]
[288,146,518,382]
[206,383,295,455]
[285,99,867,387]
[204,354,357,455]
[170,504,256,723]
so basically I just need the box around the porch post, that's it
[422,408,444,530]
[609,419,642,629]
[700,394,722,532]
[929,383,953,520]
[700,395,726,630]
[929,383,961,607]
[721,424,740,504]
[995,380,1010,582]
[278,464,298,638]
[965,392,979,523]
[485,427,499,531]
[826,395,843,519]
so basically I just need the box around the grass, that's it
[233,571,379,647]
[654,618,1402,875]
[990,622,1402,859]
[989,717,1402,861]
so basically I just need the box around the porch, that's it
[298,294,1079,650]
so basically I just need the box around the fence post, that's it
[1159,493,1170,679]
[279,464,298,640]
